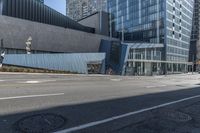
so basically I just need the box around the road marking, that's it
[110,79,122,82]
[20,80,57,84]
[26,81,40,84]
[55,95,200,133]
[146,86,155,88]
[0,80,4,82]
[0,93,64,100]
[146,85,167,88]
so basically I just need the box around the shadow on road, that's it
[1,86,200,133]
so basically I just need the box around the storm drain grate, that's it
[162,111,192,122]
[14,113,66,133]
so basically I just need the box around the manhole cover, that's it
[14,113,66,133]
[163,111,192,122]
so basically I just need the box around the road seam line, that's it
[55,95,200,133]
[0,93,64,100]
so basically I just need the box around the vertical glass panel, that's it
[0,0,2,15]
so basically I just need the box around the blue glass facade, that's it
[108,0,194,64]
[36,0,44,3]
[108,0,165,44]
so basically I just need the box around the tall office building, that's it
[107,0,194,74]
[66,0,107,21]
[190,0,200,71]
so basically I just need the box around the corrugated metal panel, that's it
[3,53,106,74]
[0,0,94,33]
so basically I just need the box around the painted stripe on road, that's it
[110,79,122,81]
[0,93,64,100]
[55,95,200,133]
[25,81,40,84]
[0,80,4,82]
[22,80,57,84]
[146,86,155,88]
[146,85,167,88]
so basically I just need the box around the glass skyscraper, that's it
[108,0,194,72]
[190,0,200,71]
[66,0,107,21]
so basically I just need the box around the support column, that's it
[185,64,187,73]
[133,49,136,59]
[176,63,178,72]
[141,62,143,75]
[157,62,159,75]
[151,49,153,60]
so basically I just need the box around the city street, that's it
[0,73,200,132]
[0,0,198,133]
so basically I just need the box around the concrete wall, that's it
[0,15,116,53]
[78,12,109,36]
[79,13,100,33]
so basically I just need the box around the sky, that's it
[44,0,66,15]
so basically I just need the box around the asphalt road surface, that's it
[0,72,200,133]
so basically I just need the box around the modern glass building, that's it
[107,0,194,75]
[0,0,94,33]
[36,0,44,3]
[190,0,200,71]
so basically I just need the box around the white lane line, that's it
[0,93,64,100]
[0,80,4,82]
[55,95,200,133]
[146,85,167,88]
[26,81,40,84]
[19,80,57,84]
[160,85,167,87]
[110,79,122,82]
[146,86,155,88]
